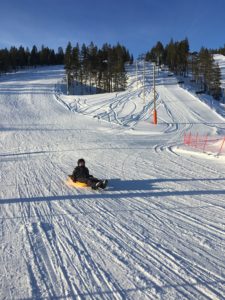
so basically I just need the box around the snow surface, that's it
[1,63,225,300]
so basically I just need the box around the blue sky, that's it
[0,0,225,57]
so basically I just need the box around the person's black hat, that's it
[77,158,85,165]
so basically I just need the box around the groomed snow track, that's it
[0,64,225,300]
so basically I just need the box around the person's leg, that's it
[75,178,88,184]
[87,178,101,189]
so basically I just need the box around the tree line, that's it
[146,38,222,100]
[0,45,64,73]
[190,48,221,100]
[64,42,132,93]
[210,45,225,56]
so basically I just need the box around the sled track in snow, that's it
[55,80,160,128]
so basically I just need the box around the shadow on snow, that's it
[21,278,225,300]
[0,178,225,205]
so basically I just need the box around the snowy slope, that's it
[0,64,225,300]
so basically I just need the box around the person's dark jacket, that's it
[72,166,91,181]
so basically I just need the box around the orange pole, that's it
[153,109,157,125]
[218,137,225,156]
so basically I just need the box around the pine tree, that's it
[18,46,27,67]
[210,63,222,100]
[39,46,49,65]
[49,49,56,65]
[192,47,222,99]
[177,38,189,75]
[56,47,64,65]
[71,46,80,82]
[147,41,164,65]
[9,46,18,71]
[89,43,98,88]
[130,54,134,65]
[30,45,39,67]
[81,43,88,86]
[198,47,212,92]
[165,39,176,71]
[64,42,72,71]
[0,49,10,73]
[64,42,73,90]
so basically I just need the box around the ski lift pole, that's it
[153,63,157,125]
[67,72,69,95]
[157,56,159,75]
[143,60,145,104]
[136,60,138,90]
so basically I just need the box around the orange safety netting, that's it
[184,132,225,156]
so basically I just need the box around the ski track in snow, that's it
[0,63,225,300]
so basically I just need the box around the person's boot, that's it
[95,181,102,189]
[91,181,100,190]
[101,180,108,189]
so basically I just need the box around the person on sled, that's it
[70,158,108,190]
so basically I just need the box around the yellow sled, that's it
[66,177,88,188]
